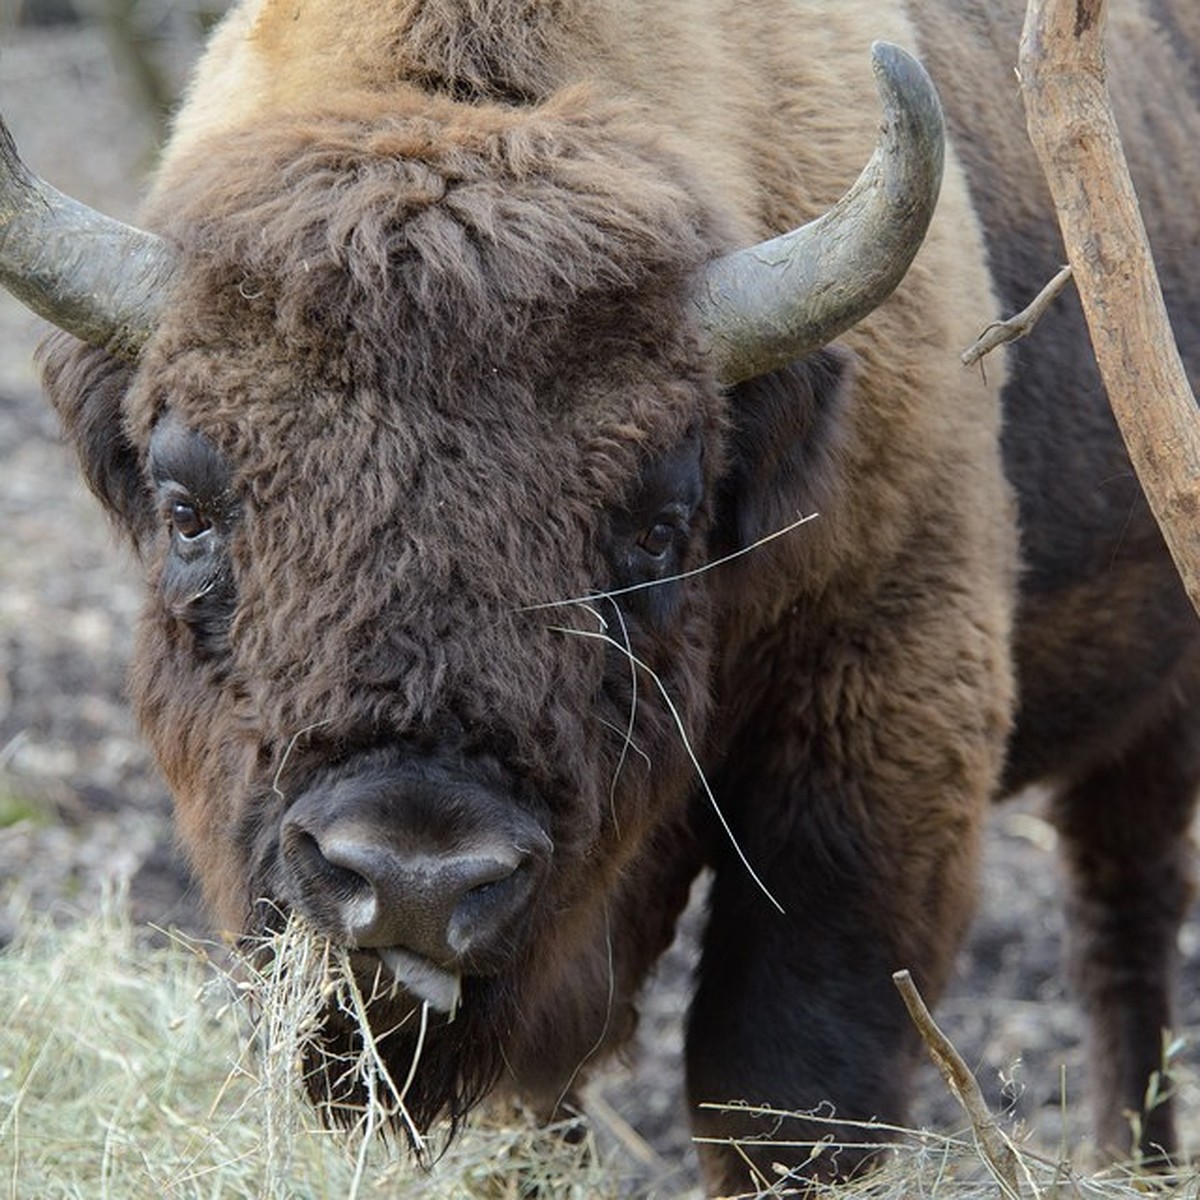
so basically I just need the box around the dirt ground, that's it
[1,17,1198,1197]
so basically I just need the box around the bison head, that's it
[0,47,942,1135]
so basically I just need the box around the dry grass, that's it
[696,1104,1200,1200]
[0,894,1197,1200]
[0,895,619,1199]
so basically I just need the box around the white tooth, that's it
[378,947,462,1017]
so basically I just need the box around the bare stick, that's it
[893,970,1024,1199]
[961,265,1073,367]
[1019,0,1200,618]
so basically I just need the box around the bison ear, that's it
[712,345,854,564]
[37,333,153,547]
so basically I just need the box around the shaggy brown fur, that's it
[33,0,1200,1193]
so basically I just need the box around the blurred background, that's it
[0,0,227,939]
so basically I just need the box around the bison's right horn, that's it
[0,115,174,360]
[694,42,946,386]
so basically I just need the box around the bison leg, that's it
[686,865,934,1192]
[684,665,999,1189]
[685,478,1015,1193]
[1048,702,1200,1164]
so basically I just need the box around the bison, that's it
[2,0,1198,1192]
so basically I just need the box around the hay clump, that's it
[2,893,1198,1199]
[0,896,619,1198]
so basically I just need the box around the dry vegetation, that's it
[1,896,1198,1199]
[0,895,626,1199]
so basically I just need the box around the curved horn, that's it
[0,115,175,360]
[694,42,946,386]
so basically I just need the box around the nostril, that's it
[281,824,380,937]
[460,866,516,909]
[290,829,368,895]
[451,874,509,930]
[446,858,538,963]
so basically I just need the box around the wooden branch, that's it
[961,265,1073,367]
[893,970,1025,1199]
[1019,0,1200,617]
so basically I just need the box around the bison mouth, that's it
[373,945,463,1015]
[241,743,557,1141]
[240,903,519,1149]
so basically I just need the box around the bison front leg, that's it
[686,603,1011,1195]
[687,859,945,1190]
[1048,699,1200,1165]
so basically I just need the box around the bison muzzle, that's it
[279,744,554,999]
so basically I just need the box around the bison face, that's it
[131,339,724,1121]
[26,53,926,1135]
[38,89,751,1121]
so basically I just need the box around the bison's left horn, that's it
[695,42,945,386]
[0,115,175,360]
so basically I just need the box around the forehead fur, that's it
[134,86,731,439]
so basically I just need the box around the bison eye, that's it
[638,519,680,560]
[170,499,211,541]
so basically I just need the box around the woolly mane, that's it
[137,87,735,417]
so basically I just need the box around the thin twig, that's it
[584,1090,669,1175]
[961,265,1073,367]
[893,969,1026,1199]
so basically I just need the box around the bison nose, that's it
[279,809,548,973]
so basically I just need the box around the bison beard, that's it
[248,901,517,1146]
